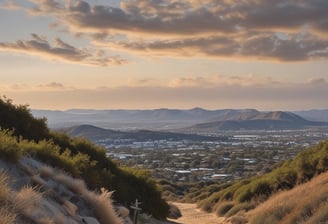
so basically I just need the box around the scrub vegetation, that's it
[0,97,169,219]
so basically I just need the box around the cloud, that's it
[0,0,21,10]
[38,82,67,89]
[22,0,328,61]
[1,82,73,92]
[0,34,127,66]
[308,78,328,86]
[168,74,276,87]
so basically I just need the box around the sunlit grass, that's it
[248,172,328,224]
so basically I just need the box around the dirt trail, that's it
[169,203,225,224]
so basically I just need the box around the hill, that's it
[181,140,328,223]
[0,97,169,220]
[294,109,328,122]
[183,111,327,131]
[64,124,226,142]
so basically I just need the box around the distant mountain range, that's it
[32,108,328,131]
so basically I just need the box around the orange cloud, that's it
[0,34,127,66]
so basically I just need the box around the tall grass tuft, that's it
[0,208,16,224]
[10,186,42,215]
[53,173,87,194]
[216,201,235,217]
[52,172,123,224]
[0,170,9,203]
[39,165,55,179]
[0,170,16,224]
[82,188,123,224]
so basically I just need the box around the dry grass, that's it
[39,166,55,179]
[52,172,123,224]
[116,206,130,218]
[0,208,16,224]
[1,157,124,224]
[82,188,123,224]
[0,170,9,203]
[305,202,328,224]
[248,172,328,224]
[9,186,50,224]
[11,186,43,213]
[53,173,87,194]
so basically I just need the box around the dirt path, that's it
[169,203,225,224]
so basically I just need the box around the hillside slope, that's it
[182,140,328,223]
[0,97,169,219]
[0,156,128,224]
[247,171,328,224]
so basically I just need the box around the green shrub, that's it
[251,180,272,197]
[0,97,50,142]
[225,202,256,217]
[234,187,253,203]
[216,201,234,216]
[0,130,22,163]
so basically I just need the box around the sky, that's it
[1,0,328,110]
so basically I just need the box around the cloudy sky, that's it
[1,0,328,110]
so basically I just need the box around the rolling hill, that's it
[183,111,328,131]
[64,124,226,142]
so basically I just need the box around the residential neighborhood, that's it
[102,129,328,184]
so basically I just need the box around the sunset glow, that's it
[1,0,328,110]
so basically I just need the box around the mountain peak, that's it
[253,111,307,122]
